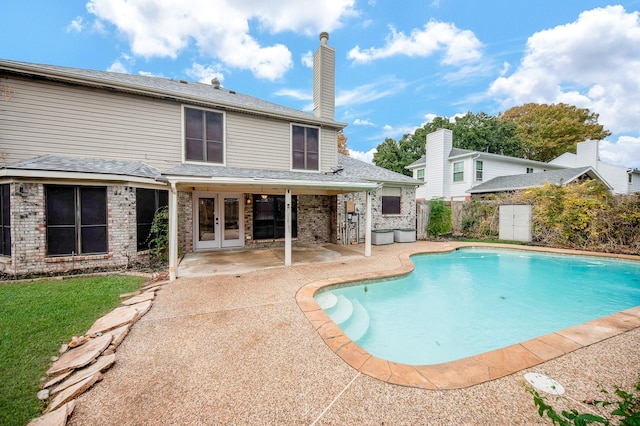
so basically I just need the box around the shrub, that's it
[528,376,640,425]
[427,198,452,237]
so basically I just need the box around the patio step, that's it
[341,299,370,342]
[328,295,353,325]
[315,291,338,310]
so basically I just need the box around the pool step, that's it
[341,299,370,342]
[315,291,338,310]
[328,295,353,325]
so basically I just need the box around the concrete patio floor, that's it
[69,241,640,425]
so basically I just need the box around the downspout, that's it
[168,181,179,281]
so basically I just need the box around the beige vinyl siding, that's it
[1,77,182,169]
[225,113,339,172]
[225,113,290,170]
[320,127,337,172]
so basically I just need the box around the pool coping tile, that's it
[295,243,640,390]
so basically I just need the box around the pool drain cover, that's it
[524,373,565,395]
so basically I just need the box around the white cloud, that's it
[301,51,314,68]
[488,6,640,135]
[349,148,376,163]
[336,78,407,107]
[274,88,312,101]
[67,16,84,33]
[353,118,374,126]
[599,136,640,168]
[86,0,356,80]
[186,63,225,84]
[348,21,482,65]
[107,59,129,73]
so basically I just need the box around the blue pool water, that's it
[315,248,640,365]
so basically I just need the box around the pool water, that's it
[315,248,640,365]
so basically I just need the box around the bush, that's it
[528,376,640,425]
[458,182,640,255]
[427,198,452,237]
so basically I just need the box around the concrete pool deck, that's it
[68,242,640,425]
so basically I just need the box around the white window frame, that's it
[453,161,464,182]
[182,105,226,166]
[475,160,483,182]
[290,123,321,172]
[416,168,425,180]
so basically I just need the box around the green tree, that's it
[499,103,611,162]
[373,117,454,175]
[453,111,522,157]
[372,137,406,174]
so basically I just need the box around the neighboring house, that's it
[407,128,638,201]
[467,166,612,196]
[549,140,640,194]
[407,128,563,201]
[0,33,418,279]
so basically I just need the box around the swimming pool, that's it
[315,247,640,366]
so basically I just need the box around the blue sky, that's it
[3,0,640,167]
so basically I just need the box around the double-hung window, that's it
[417,169,425,180]
[381,187,401,215]
[453,161,464,182]
[0,184,10,256]
[292,125,319,171]
[136,189,168,251]
[184,107,224,164]
[45,185,107,256]
[475,160,483,181]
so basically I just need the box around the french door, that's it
[194,192,243,249]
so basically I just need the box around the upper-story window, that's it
[526,167,534,174]
[453,161,464,182]
[416,169,425,180]
[292,125,319,171]
[475,160,483,181]
[184,107,224,164]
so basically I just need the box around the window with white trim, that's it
[526,167,534,174]
[416,168,425,180]
[381,187,401,215]
[184,107,224,164]
[292,125,319,171]
[475,160,483,181]
[453,162,464,182]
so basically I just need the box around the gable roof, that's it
[468,166,611,194]
[0,59,345,128]
[336,154,422,186]
[406,147,558,170]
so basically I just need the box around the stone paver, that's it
[46,334,112,376]
[27,401,76,426]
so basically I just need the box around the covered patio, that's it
[159,163,380,281]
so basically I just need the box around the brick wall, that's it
[337,187,416,244]
[2,183,155,277]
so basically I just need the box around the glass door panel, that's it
[195,195,218,249]
[222,196,242,247]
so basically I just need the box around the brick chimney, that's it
[313,32,335,120]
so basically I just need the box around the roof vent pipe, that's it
[211,77,221,89]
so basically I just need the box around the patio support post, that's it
[168,182,179,281]
[365,190,372,257]
[285,188,292,266]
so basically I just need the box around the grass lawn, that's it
[0,275,145,426]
